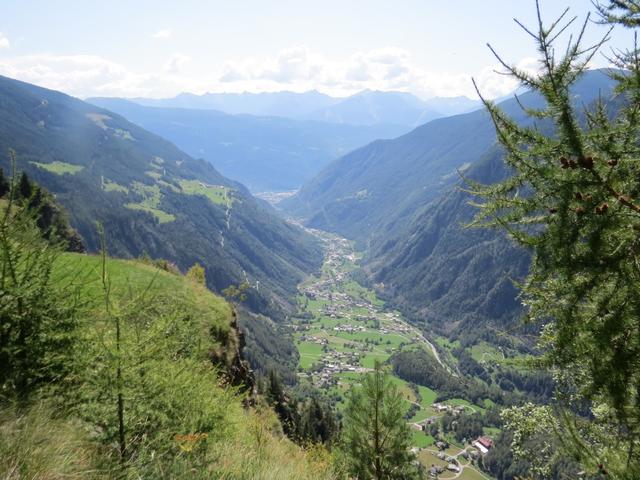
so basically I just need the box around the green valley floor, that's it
[290,229,494,477]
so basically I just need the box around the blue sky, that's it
[0,1,633,99]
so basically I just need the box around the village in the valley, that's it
[292,230,495,479]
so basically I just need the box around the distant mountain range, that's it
[86,98,408,192]
[422,95,484,117]
[283,69,618,341]
[126,89,483,127]
[93,90,483,192]
[131,90,338,118]
[302,90,442,126]
[306,90,483,127]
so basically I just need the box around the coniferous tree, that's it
[594,0,640,26]
[0,168,9,198]
[470,1,640,477]
[299,396,339,445]
[0,175,78,398]
[186,262,206,285]
[341,362,419,480]
[263,369,298,438]
[17,172,32,199]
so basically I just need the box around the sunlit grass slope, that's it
[1,253,338,480]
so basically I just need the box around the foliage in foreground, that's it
[0,401,340,480]
[0,177,340,479]
[341,362,420,480]
[470,1,640,477]
[0,168,81,398]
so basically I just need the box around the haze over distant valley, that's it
[88,90,482,192]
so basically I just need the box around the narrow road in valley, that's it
[302,224,455,376]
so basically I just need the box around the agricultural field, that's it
[124,181,176,223]
[31,160,84,175]
[292,230,468,451]
[469,340,533,373]
[178,179,233,207]
[292,230,501,476]
[102,178,129,194]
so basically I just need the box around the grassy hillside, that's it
[0,74,322,320]
[0,251,338,479]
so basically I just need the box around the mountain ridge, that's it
[119,89,482,126]
[86,97,410,191]
[0,73,323,376]
[282,69,616,245]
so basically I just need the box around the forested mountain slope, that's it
[283,70,617,246]
[358,71,619,340]
[86,97,408,191]
[363,147,531,342]
[286,70,617,349]
[0,74,322,328]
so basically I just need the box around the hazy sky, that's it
[0,1,633,99]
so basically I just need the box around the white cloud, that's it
[163,54,191,73]
[0,32,10,49]
[152,29,173,39]
[214,45,527,99]
[0,54,165,97]
[219,46,322,85]
[0,46,541,100]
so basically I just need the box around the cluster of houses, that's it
[290,324,310,332]
[298,334,328,345]
[301,286,325,301]
[425,451,462,478]
[306,350,367,387]
[427,463,459,478]
[432,403,467,415]
[423,435,494,478]
[332,324,366,333]
[379,317,410,333]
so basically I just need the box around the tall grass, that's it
[0,402,105,479]
[0,252,342,479]
[0,401,340,480]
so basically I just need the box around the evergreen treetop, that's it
[469,1,640,476]
[341,362,419,480]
